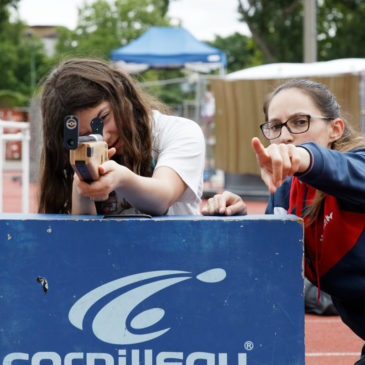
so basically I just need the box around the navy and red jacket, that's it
[266,142,365,340]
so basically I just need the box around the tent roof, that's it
[226,58,365,80]
[110,26,226,69]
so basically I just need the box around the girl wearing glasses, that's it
[202,79,365,363]
[38,58,205,216]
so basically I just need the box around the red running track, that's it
[2,170,38,213]
[2,171,364,364]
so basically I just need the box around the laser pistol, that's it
[64,115,109,199]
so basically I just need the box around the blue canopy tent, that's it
[110,26,226,74]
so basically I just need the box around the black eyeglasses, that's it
[260,114,332,140]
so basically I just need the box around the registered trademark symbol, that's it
[244,341,254,351]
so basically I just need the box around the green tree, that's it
[237,0,365,63]
[56,0,171,60]
[317,0,365,60]
[208,32,263,73]
[238,0,303,63]
[0,0,19,31]
[0,14,51,105]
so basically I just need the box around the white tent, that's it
[226,58,365,80]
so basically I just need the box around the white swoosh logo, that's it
[69,268,226,345]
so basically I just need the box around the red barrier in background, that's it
[0,108,29,160]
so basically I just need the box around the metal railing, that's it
[0,120,30,213]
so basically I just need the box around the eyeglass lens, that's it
[262,115,310,139]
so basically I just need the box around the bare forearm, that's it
[71,181,97,215]
[115,173,181,216]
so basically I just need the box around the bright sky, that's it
[15,0,249,41]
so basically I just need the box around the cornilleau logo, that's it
[68,268,226,345]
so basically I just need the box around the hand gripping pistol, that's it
[63,115,108,184]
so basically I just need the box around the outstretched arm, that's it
[295,142,365,207]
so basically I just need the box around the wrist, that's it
[114,165,135,192]
[296,146,312,174]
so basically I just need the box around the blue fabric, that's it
[110,26,226,67]
[265,176,292,214]
[296,143,365,210]
[267,144,365,213]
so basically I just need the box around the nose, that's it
[100,122,110,143]
[276,125,294,144]
[103,129,113,147]
[102,120,118,146]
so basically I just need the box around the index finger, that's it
[251,137,269,165]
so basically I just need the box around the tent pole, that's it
[219,63,226,77]
[194,74,201,124]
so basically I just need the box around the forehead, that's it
[267,88,320,119]
[75,101,110,117]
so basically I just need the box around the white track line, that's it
[305,318,342,323]
[306,352,360,357]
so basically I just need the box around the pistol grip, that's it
[70,140,109,201]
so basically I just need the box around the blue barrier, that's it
[0,214,304,365]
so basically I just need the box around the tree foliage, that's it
[237,0,365,63]
[0,13,51,105]
[208,32,263,73]
[56,0,171,60]
[317,0,365,60]
[238,0,302,63]
[0,0,19,31]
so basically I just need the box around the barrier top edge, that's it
[0,213,302,222]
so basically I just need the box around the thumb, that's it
[108,147,116,159]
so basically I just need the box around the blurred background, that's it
[1,0,365,213]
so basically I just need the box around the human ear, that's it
[329,118,344,143]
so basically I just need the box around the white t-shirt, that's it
[151,110,205,215]
[96,111,205,216]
